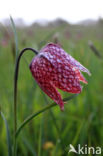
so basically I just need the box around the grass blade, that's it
[0,111,12,156]
[10,16,19,59]
[22,137,37,156]
[38,117,43,156]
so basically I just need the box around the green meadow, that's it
[0,19,103,156]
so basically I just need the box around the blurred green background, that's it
[0,18,103,156]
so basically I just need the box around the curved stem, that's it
[15,94,78,138]
[14,48,38,155]
[14,48,38,132]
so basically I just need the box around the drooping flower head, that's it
[30,43,91,111]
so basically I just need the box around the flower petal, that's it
[30,56,64,110]
[66,55,91,76]
[40,43,91,76]
[40,81,64,111]
[30,54,82,94]
[72,67,88,84]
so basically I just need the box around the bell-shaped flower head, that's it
[30,43,91,111]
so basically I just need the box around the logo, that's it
[68,144,101,155]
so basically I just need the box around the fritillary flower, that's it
[30,43,91,111]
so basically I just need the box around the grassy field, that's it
[0,19,103,156]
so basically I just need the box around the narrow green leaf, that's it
[38,117,43,156]
[72,120,84,146]
[0,111,12,156]
[10,16,19,59]
[15,94,78,138]
[22,137,37,156]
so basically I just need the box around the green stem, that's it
[14,48,38,155]
[15,94,78,138]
